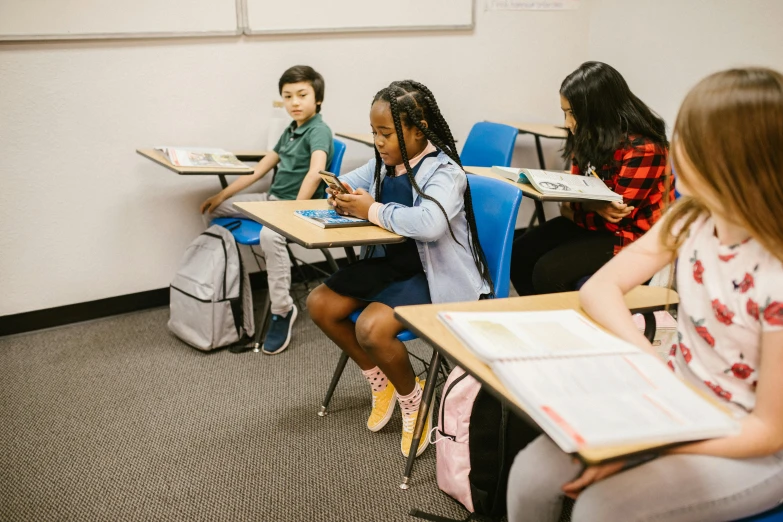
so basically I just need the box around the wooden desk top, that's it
[234,199,405,249]
[336,132,375,147]
[394,286,680,464]
[465,166,545,201]
[493,121,568,139]
[136,148,269,175]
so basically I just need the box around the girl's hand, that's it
[561,461,626,499]
[333,188,375,219]
[200,193,226,214]
[326,182,355,215]
[583,201,635,223]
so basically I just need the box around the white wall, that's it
[588,0,783,132]
[0,6,588,316]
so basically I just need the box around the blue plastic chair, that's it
[319,174,523,487]
[736,504,783,521]
[459,121,519,168]
[211,138,347,350]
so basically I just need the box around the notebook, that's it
[294,209,372,229]
[438,309,739,453]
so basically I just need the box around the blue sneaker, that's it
[262,305,298,355]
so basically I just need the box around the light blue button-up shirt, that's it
[340,152,490,304]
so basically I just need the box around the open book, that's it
[155,147,248,169]
[438,309,739,453]
[294,209,372,229]
[492,166,623,203]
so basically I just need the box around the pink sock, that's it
[362,367,388,393]
[397,382,422,415]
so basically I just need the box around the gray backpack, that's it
[168,223,254,351]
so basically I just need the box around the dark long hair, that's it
[371,80,494,296]
[560,61,668,173]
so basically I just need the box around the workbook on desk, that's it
[491,166,623,203]
[438,309,739,453]
[155,147,248,169]
[294,209,372,229]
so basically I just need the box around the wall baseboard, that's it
[0,260,341,337]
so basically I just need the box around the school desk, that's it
[492,121,568,170]
[136,148,271,189]
[232,199,404,262]
[465,166,553,225]
[394,286,681,465]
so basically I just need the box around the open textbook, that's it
[155,147,249,169]
[492,166,623,203]
[438,309,739,453]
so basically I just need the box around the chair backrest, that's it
[460,122,519,168]
[329,138,347,174]
[466,174,523,299]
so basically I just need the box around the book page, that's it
[155,147,248,169]
[493,353,739,452]
[523,169,622,201]
[438,309,637,363]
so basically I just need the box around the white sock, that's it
[361,367,388,393]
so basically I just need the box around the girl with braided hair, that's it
[307,80,492,458]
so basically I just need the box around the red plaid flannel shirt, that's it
[571,136,671,255]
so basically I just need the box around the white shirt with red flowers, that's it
[671,214,783,415]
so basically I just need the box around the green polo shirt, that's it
[270,113,333,200]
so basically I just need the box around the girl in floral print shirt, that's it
[507,68,783,522]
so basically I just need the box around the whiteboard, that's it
[243,0,474,35]
[0,0,241,41]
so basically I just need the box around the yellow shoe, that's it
[401,380,433,458]
[367,383,397,432]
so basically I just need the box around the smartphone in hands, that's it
[319,170,353,195]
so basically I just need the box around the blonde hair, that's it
[659,68,783,262]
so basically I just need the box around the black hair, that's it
[371,80,494,297]
[278,65,325,113]
[560,61,668,174]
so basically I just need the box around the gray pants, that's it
[507,435,783,522]
[204,193,293,316]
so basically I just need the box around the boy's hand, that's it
[333,188,374,220]
[582,201,634,223]
[200,193,226,214]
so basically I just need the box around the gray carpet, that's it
[0,301,473,521]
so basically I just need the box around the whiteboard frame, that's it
[0,0,245,41]
[240,0,475,36]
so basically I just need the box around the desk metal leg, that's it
[534,135,546,170]
[319,352,350,416]
[642,311,657,343]
[534,200,546,227]
[218,174,228,189]
[344,246,358,264]
[400,350,441,490]
[251,290,271,353]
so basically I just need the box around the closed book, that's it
[294,209,372,229]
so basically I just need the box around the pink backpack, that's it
[436,366,482,512]
[435,366,538,517]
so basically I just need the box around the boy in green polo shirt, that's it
[200,65,333,355]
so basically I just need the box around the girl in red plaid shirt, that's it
[510,62,672,295]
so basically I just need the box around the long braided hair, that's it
[371,80,494,297]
